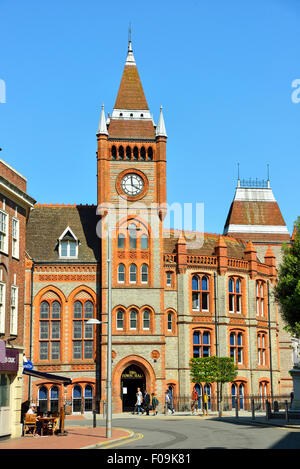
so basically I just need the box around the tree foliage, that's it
[274,217,300,338]
[190,356,237,385]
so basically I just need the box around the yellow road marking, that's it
[102,432,144,449]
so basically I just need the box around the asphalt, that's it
[1,410,300,450]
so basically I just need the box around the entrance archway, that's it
[121,365,145,412]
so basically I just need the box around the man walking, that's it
[203,392,209,416]
[143,390,151,415]
[136,387,143,415]
[165,390,175,414]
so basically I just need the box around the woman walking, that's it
[151,393,159,415]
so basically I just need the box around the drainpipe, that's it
[214,273,220,414]
[28,261,34,402]
[267,280,274,405]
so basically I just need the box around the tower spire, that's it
[126,23,136,66]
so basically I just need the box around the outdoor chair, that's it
[24,414,36,436]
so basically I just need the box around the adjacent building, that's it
[0,159,35,437]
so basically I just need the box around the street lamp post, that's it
[106,213,112,439]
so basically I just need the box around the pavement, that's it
[1,410,300,450]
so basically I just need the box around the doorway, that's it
[121,365,146,412]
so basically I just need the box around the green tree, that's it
[274,217,300,338]
[190,356,237,415]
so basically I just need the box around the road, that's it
[88,415,300,450]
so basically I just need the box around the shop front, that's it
[0,340,21,438]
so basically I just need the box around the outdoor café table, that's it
[38,416,57,436]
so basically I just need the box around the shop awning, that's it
[23,368,72,385]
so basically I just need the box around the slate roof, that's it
[26,205,100,263]
[114,64,149,111]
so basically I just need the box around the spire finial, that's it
[125,23,136,65]
[267,163,270,188]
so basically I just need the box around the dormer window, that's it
[59,227,78,259]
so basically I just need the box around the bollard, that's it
[103,400,106,419]
[285,400,289,423]
[93,408,97,428]
[251,398,255,420]
[235,398,238,418]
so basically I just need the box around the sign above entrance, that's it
[121,369,144,379]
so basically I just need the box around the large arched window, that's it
[230,331,244,364]
[118,264,125,283]
[50,386,59,413]
[192,275,209,311]
[257,332,267,366]
[73,385,82,413]
[39,299,61,361]
[229,277,242,313]
[141,264,148,284]
[128,223,137,249]
[72,299,94,360]
[256,280,265,317]
[38,386,48,413]
[193,330,211,357]
[84,385,93,412]
[117,233,125,249]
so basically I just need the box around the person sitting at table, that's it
[26,403,36,414]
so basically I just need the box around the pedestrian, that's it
[151,392,159,415]
[135,387,143,415]
[203,392,209,416]
[290,391,294,409]
[165,391,175,414]
[143,390,151,415]
[191,388,199,415]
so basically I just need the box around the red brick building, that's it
[23,40,292,415]
[0,158,35,437]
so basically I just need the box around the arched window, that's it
[126,146,131,160]
[39,299,61,361]
[118,264,125,283]
[140,234,148,249]
[129,264,137,283]
[84,385,93,412]
[141,264,148,284]
[147,147,153,161]
[258,332,267,366]
[119,146,124,160]
[133,146,139,160]
[72,298,94,360]
[192,275,209,311]
[193,330,211,357]
[73,385,82,413]
[166,271,173,288]
[256,280,265,317]
[38,386,48,413]
[231,382,245,410]
[50,386,59,413]
[111,145,117,160]
[229,277,242,313]
[116,310,124,330]
[230,331,244,364]
[143,310,150,330]
[130,309,138,330]
[117,233,125,249]
[128,223,137,249]
[140,146,146,160]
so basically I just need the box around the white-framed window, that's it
[12,217,19,258]
[129,264,137,283]
[118,264,125,283]
[116,310,124,330]
[0,210,8,254]
[10,285,18,335]
[58,227,78,259]
[0,282,6,334]
[143,309,150,330]
[130,309,137,330]
[166,272,172,287]
[167,312,172,332]
[141,264,148,284]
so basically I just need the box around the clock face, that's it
[121,173,144,196]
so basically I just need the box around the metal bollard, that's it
[93,409,97,428]
[285,400,289,422]
[235,398,238,418]
[251,398,255,420]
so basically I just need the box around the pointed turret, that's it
[96,104,108,136]
[156,106,167,137]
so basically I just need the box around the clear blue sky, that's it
[0,0,299,235]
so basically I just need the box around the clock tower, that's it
[96,38,168,412]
